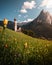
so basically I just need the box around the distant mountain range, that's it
[0,21,28,30]
[0,10,52,39]
[0,21,14,30]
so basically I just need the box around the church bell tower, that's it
[14,18,17,32]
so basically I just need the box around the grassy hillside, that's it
[0,26,52,65]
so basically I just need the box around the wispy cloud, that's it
[27,18,34,22]
[18,14,21,17]
[40,0,52,9]
[20,1,36,13]
[20,9,27,13]
[23,18,34,22]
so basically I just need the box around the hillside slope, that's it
[0,26,52,65]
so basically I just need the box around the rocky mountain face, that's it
[22,10,52,39]
[37,10,52,24]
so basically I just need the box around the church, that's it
[14,18,21,32]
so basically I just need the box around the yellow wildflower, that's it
[3,18,8,25]
[24,42,28,48]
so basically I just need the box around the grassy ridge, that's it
[0,26,52,65]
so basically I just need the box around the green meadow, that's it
[0,26,52,65]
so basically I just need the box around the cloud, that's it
[22,1,36,9]
[20,9,27,13]
[18,14,21,17]
[40,0,52,8]
[40,0,48,7]
[27,19,34,22]
[23,18,34,22]
[20,1,36,13]
[23,20,27,22]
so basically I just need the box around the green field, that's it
[0,26,52,65]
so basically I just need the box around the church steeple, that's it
[14,18,17,32]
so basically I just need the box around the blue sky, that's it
[0,0,52,22]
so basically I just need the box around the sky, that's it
[0,0,52,22]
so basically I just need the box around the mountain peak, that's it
[37,10,52,24]
[40,9,49,15]
[41,9,45,13]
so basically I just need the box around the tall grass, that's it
[0,26,52,65]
